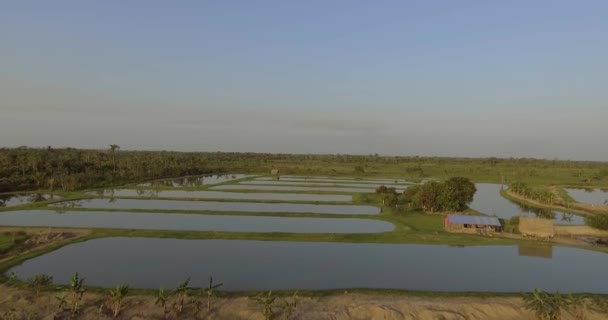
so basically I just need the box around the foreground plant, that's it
[28,274,53,297]
[155,288,170,319]
[172,277,190,315]
[108,284,129,318]
[281,291,299,320]
[68,272,86,316]
[55,293,68,311]
[205,276,223,313]
[253,290,277,320]
[523,289,566,320]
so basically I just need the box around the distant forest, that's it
[1,146,607,193]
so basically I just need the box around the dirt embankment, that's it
[504,189,608,216]
[2,286,608,320]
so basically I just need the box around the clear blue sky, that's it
[1,1,607,160]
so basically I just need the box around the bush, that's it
[585,215,608,230]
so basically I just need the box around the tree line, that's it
[377,177,477,212]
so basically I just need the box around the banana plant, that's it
[69,272,86,316]
[154,288,170,320]
[253,290,276,320]
[55,293,68,311]
[172,277,190,314]
[205,276,223,313]
[108,284,129,318]
[281,291,299,320]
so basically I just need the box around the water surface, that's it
[566,188,608,205]
[0,210,392,233]
[257,177,413,185]
[87,189,352,202]
[0,194,61,208]
[9,238,608,293]
[245,180,405,189]
[470,184,585,225]
[137,174,252,187]
[212,185,405,193]
[52,199,379,215]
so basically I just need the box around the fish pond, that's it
[137,174,252,187]
[87,189,352,202]
[0,210,393,233]
[244,180,405,189]
[52,199,380,215]
[9,238,608,293]
[257,177,413,185]
[470,184,585,225]
[0,193,61,208]
[211,185,405,193]
[566,188,608,206]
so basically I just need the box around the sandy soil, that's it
[2,285,608,320]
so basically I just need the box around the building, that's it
[444,214,502,233]
[270,169,280,176]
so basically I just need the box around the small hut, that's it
[444,214,502,234]
[270,169,280,176]
[519,217,554,239]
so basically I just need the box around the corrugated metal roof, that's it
[447,214,501,226]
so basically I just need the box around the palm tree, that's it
[154,288,170,319]
[109,144,120,176]
[205,276,223,313]
[108,284,129,318]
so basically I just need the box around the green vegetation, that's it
[28,273,53,296]
[253,290,277,320]
[205,276,223,313]
[3,147,608,194]
[408,177,476,212]
[586,215,608,230]
[523,289,594,320]
[107,284,129,318]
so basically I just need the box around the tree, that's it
[440,177,476,211]
[413,181,444,212]
[109,144,120,176]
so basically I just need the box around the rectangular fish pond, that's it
[51,199,380,215]
[87,189,352,202]
[0,210,393,233]
[8,238,608,293]
[211,185,405,193]
[137,174,253,187]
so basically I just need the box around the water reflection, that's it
[52,199,380,215]
[0,193,61,208]
[137,174,252,187]
[0,210,393,233]
[566,188,608,205]
[87,189,352,202]
[469,184,585,225]
[9,238,608,292]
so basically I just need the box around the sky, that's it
[1,1,607,160]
